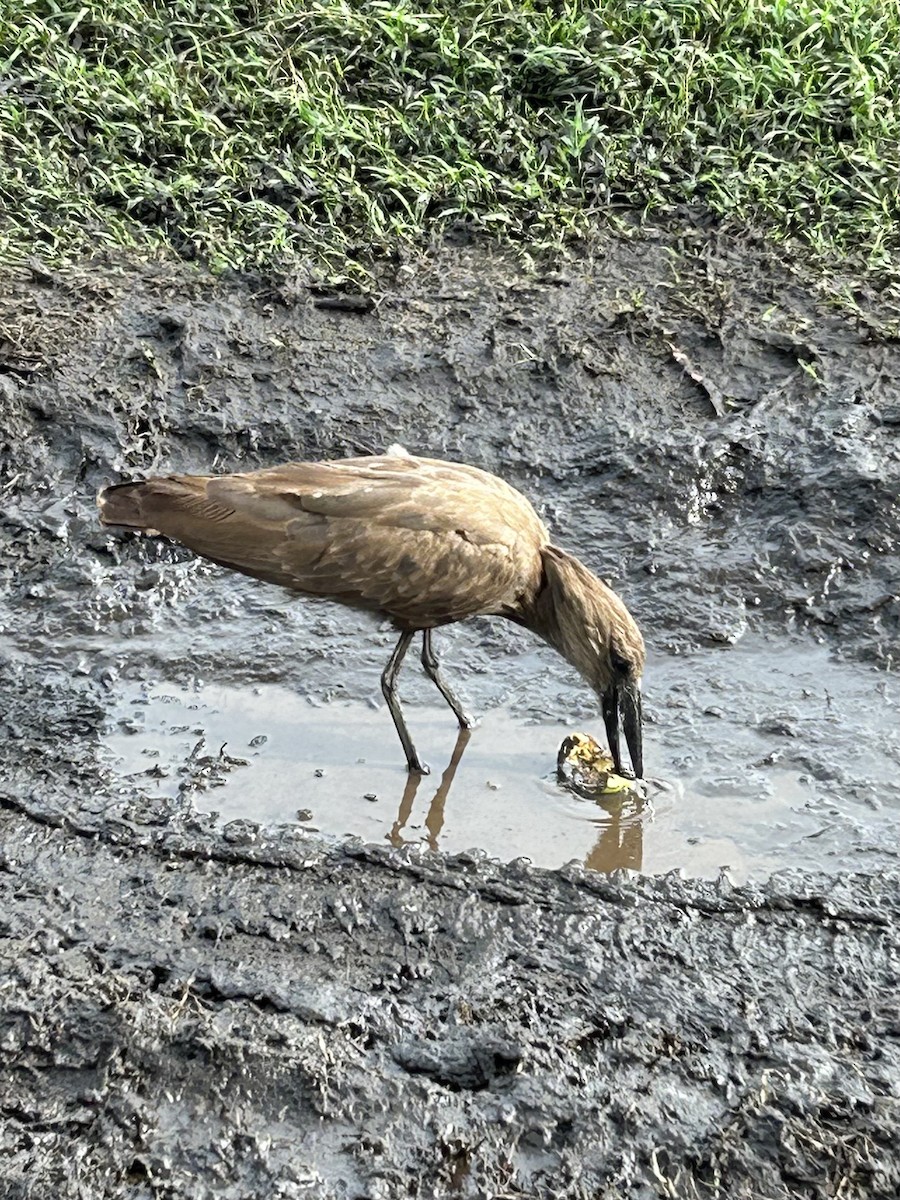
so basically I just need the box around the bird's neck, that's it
[516,546,636,689]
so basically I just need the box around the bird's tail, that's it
[98,480,158,530]
[98,477,204,533]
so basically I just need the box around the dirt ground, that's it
[1,225,899,1197]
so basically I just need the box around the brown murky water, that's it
[101,635,900,881]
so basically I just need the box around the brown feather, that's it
[523,545,645,691]
[99,455,548,627]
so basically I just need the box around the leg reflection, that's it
[583,791,645,874]
[424,728,471,851]
[388,771,424,850]
[389,728,472,851]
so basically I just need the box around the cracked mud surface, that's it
[1,226,899,1196]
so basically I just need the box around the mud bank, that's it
[2,810,899,1199]
[1,226,900,1196]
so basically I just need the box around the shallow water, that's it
[101,633,900,881]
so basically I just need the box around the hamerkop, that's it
[98,453,645,776]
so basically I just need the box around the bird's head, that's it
[533,546,645,778]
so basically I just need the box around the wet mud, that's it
[2,227,900,1196]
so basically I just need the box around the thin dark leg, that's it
[381,630,429,774]
[421,630,475,729]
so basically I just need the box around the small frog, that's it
[557,732,635,798]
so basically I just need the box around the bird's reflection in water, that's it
[583,790,645,873]
[389,728,472,851]
[389,729,645,874]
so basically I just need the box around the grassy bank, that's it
[1,0,898,273]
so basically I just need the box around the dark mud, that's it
[2,226,900,1196]
[2,813,900,1199]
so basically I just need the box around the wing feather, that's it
[113,456,548,625]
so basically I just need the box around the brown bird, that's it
[98,453,645,776]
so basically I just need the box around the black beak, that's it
[602,682,643,779]
[622,682,643,779]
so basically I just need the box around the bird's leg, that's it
[381,630,430,775]
[420,629,475,729]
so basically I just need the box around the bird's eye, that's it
[610,648,632,676]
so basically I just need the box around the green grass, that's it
[1,0,899,274]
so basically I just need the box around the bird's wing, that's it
[119,456,548,626]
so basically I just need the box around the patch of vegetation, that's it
[1,0,898,273]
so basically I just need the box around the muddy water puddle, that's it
[105,688,650,870]
[101,636,900,880]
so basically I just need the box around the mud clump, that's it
[2,227,900,1196]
